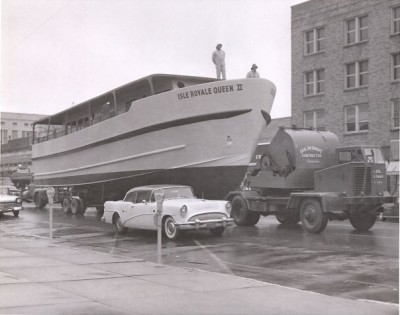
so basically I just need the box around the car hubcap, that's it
[167,220,175,236]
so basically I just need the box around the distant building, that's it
[1,112,47,173]
[1,112,46,145]
[291,0,399,162]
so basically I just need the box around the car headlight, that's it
[225,202,231,215]
[180,205,187,218]
[16,197,22,204]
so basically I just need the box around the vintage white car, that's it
[102,185,233,240]
[0,186,23,217]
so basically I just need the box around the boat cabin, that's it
[33,74,216,144]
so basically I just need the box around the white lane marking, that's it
[193,239,234,275]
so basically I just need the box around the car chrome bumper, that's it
[174,217,234,230]
[0,206,23,213]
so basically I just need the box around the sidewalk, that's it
[0,231,398,315]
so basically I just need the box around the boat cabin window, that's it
[33,76,217,144]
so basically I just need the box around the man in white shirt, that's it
[212,43,226,80]
[246,64,260,78]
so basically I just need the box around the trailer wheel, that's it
[300,199,328,233]
[96,206,104,216]
[349,209,377,231]
[78,199,87,215]
[231,196,250,226]
[62,198,72,214]
[34,193,47,209]
[70,198,81,215]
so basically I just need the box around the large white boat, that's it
[31,74,275,209]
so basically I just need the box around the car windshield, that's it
[163,187,195,199]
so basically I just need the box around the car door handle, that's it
[122,210,126,212]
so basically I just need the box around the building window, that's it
[1,129,8,143]
[392,98,400,130]
[346,15,368,45]
[304,27,325,55]
[12,122,17,126]
[392,52,400,81]
[393,6,400,35]
[24,123,29,127]
[304,69,325,96]
[304,109,325,129]
[344,104,369,133]
[12,130,18,139]
[1,121,4,125]
[345,60,368,89]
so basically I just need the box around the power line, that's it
[5,0,74,56]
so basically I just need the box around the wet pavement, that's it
[1,225,399,314]
[1,203,399,305]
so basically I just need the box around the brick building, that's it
[291,0,399,162]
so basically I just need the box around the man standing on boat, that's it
[246,64,260,78]
[212,43,226,80]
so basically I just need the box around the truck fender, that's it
[226,190,260,210]
[288,192,343,213]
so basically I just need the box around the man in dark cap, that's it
[212,43,226,80]
[246,64,260,78]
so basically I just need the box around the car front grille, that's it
[188,213,227,221]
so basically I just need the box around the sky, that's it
[1,0,305,119]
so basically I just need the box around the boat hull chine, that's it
[34,166,247,201]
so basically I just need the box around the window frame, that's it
[344,104,369,133]
[392,52,400,82]
[304,68,325,96]
[303,109,325,129]
[392,6,400,35]
[345,60,369,90]
[304,26,325,55]
[345,14,369,45]
[391,98,400,130]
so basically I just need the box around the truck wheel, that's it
[300,199,328,233]
[34,194,47,209]
[62,198,72,214]
[349,210,377,231]
[113,214,127,234]
[231,196,250,226]
[70,198,81,215]
[210,226,225,236]
[163,216,179,240]
[246,212,261,226]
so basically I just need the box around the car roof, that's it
[126,184,191,194]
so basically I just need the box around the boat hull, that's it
[32,78,276,200]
